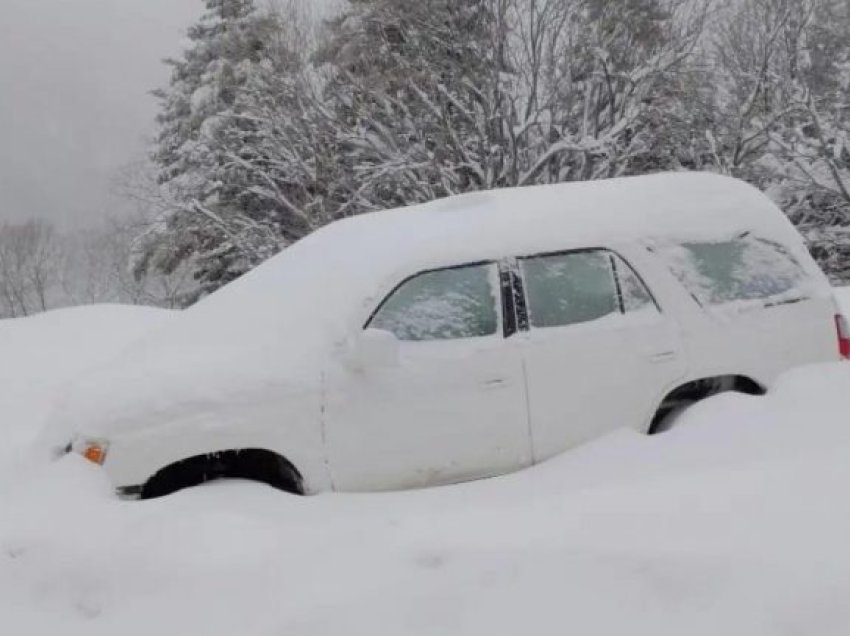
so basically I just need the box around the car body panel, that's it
[323,336,532,491]
[98,379,331,494]
[520,303,687,459]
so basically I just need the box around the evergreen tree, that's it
[136,0,288,299]
[319,0,705,213]
[541,0,706,180]
[318,0,503,210]
[130,0,850,295]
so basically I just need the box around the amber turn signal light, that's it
[82,445,107,465]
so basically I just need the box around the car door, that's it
[515,249,686,461]
[323,261,532,492]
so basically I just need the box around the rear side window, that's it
[658,235,809,306]
[369,263,499,341]
[519,250,657,329]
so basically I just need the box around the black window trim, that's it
[511,266,530,333]
[499,265,517,338]
[609,251,662,313]
[609,253,626,314]
[363,260,508,340]
[511,247,662,332]
[499,259,528,338]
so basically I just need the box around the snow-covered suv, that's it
[55,172,846,498]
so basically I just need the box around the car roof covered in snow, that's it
[188,171,808,341]
[203,172,803,317]
[319,171,796,264]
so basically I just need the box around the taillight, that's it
[835,314,850,360]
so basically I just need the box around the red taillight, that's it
[836,314,850,360]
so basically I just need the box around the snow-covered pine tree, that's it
[218,4,348,235]
[530,0,707,180]
[318,0,504,212]
[319,0,706,216]
[590,0,711,175]
[135,0,291,300]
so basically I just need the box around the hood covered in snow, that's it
[43,304,329,443]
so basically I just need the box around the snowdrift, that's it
[2,296,850,635]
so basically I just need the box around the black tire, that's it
[649,401,695,435]
[140,449,303,499]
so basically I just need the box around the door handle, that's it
[480,377,508,389]
[648,351,677,363]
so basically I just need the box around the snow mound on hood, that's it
[0,305,171,460]
[0,305,171,387]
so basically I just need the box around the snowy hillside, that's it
[2,295,850,634]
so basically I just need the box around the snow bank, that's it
[4,300,850,634]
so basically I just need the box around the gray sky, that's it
[0,0,202,227]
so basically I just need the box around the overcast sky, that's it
[0,0,202,227]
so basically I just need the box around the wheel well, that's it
[648,375,765,435]
[140,448,304,500]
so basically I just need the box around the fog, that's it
[0,0,201,227]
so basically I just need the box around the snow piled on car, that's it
[0,305,171,465]
[2,296,850,634]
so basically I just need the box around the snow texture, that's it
[0,305,170,466]
[2,291,850,634]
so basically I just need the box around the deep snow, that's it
[3,296,850,635]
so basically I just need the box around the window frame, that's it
[363,260,511,341]
[513,247,661,332]
[362,249,659,341]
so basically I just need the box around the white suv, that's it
[55,173,846,498]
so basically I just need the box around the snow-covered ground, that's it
[3,295,850,635]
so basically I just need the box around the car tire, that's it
[651,401,695,434]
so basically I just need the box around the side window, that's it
[519,250,657,329]
[520,251,618,328]
[657,235,809,306]
[369,263,500,341]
